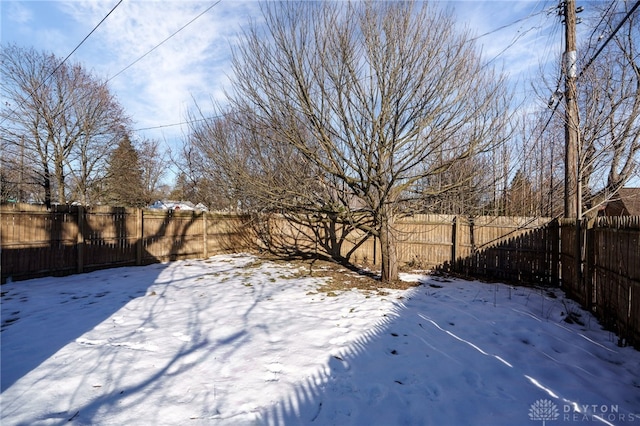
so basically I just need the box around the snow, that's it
[148,200,208,211]
[1,253,639,425]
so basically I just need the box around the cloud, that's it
[5,2,33,25]
[451,1,563,109]
[57,1,258,142]
[5,0,571,180]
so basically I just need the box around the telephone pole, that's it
[563,0,580,219]
[563,0,584,299]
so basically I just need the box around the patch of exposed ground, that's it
[261,256,422,296]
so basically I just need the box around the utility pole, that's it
[563,0,585,302]
[563,0,580,219]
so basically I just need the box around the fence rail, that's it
[1,203,638,348]
[559,217,640,347]
[1,204,249,282]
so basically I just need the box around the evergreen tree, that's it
[104,136,146,207]
[505,169,536,216]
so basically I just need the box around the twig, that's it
[311,401,323,422]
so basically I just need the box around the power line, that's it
[579,0,640,79]
[134,116,214,132]
[106,0,223,83]
[483,25,543,68]
[479,2,557,69]
[140,0,633,137]
[537,1,640,150]
[57,0,124,77]
[3,1,225,136]
[143,4,557,134]
[580,1,617,65]
[470,5,549,42]
[93,0,226,134]
[0,0,124,127]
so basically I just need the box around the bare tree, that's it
[0,45,129,207]
[227,1,512,282]
[0,138,34,203]
[185,107,324,211]
[578,1,639,215]
[505,111,566,218]
[184,105,372,262]
[180,108,251,210]
[138,138,167,204]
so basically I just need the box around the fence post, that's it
[550,219,560,287]
[373,235,377,265]
[584,218,596,309]
[77,205,85,274]
[136,208,143,266]
[203,213,208,259]
[451,216,459,272]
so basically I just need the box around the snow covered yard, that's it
[1,254,639,426]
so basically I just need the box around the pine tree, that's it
[506,169,537,216]
[104,136,146,207]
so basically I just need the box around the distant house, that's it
[149,200,208,212]
[596,188,640,216]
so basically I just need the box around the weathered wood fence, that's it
[1,203,638,347]
[559,217,640,347]
[0,204,250,283]
[263,214,554,281]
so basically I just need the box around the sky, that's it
[1,0,583,183]
[2,253,639,424]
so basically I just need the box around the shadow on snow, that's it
[0,263,169,392]
[260,277,640,426]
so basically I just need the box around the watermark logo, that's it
[529,400,639,423]
[529,399,559,425]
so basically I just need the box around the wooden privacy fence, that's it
[559,217,640,347]
[450,217,559,286]
[0,203,251,283]
[0,207,556,285]
[263,214,555,284]
[1,204,638,348]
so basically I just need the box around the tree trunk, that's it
[378,210,398,283]
[55,158,66,204]
[42,162,52,209]
[327,219,343,261]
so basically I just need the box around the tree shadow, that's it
[0,204,237,283]
[0,204,205,392]
[32,273,217,425]
[439,219,560,288]
[259,275,640,425]
[0,263,169,392]
[1,254,291,425]
[2,252,639,425]
[249,212,373,271]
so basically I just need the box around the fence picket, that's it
[1,204,638,348]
